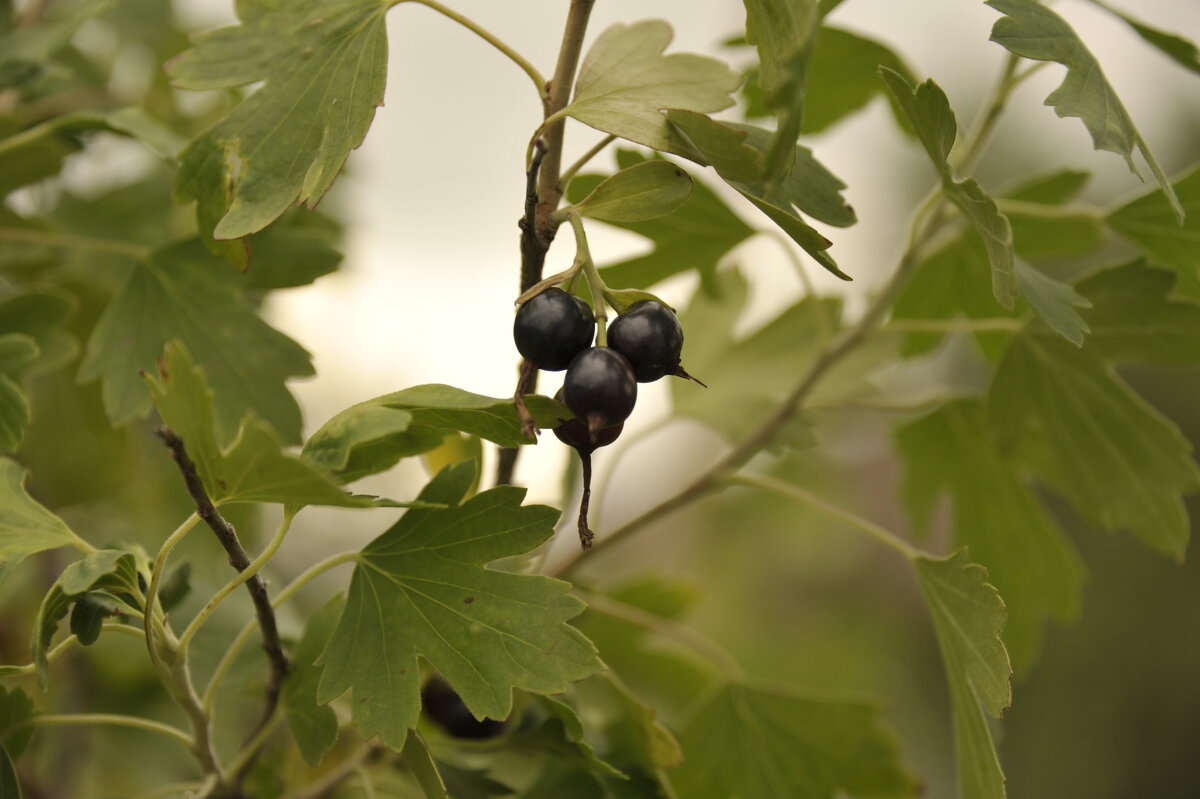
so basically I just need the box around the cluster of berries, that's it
[513,287,700,548]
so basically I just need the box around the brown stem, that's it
[577,450,594,550]
[155,427,290,789]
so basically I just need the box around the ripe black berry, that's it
[552,390,623,453]
[421,677,505,740]
[608,300,705,384]
[513,288,595,371]
[562,347,637,434]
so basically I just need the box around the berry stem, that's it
[565,210,609,345]
[577,450,595,550]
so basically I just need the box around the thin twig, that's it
[285,745,385,799]
[155,427,289,789]
[558,133,617,188]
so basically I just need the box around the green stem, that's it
[725,473,920,560]
[0,226,149,258]
[565,212,608,344]
[3,624,145,676]
[225,706,283,777]
[884,317,1024,333]
[202,551,360,712]
[21,713,194,750]
[993,197,1103,219]
[574,588,745,679]
[144,512,200,667]
[393,0,547,100]
[177,511,294,654]
[558,134,617,188]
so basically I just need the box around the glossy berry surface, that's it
[562,347,637,431]
[607,300,684,382]
[421,678,505,740]
[513,287,595,371]
[553,390,623,452]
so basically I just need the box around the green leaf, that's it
[0,458,81,589]
[315,463,602,750]
[666,114,850,278]
[0,376,28,452]
[1107,164,1200,304]
[566,151,756,291]
[563,20,741,154]
[78,240,313,444]
[741,0,819,184]
[913,550,1010,799]
[990,332,1200,558]
[283,593,343,767]
[986,0,1185,223]
[673,681,917,799]
[0,686,34,759]
[401,731,449,799]
[879,69,1017,309]
[1077,260,1200,366]
[157,562,192,613]
[801,25,916,135]
[0,335,38,374]
[1013,261,1090,347]
[437,762,513,799]
[897,401,1083,673]
[32,549,139,687]
[171,0,389,247]
[572,674,683,773]
[0,746,19,799]
[69,593,125,646]
[145,342,393,508]
[0,292,76,375]
[509,696,627,781]
[1003,169,1106,262]
[303,386,570,484]
[572,161,693,223]
[1086,0,1200,75]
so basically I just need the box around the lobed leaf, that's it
[563,20,741,155]
[1085,0,1200,75]
[171,0,389,254]
[986,0,1184,223]
[283,593,344,767]
[800,25,917,135]
[1107,164,1200,304]
[1077,260,1200,366]
[315,463,602,750]
[0,746,19,799]
[913,550,1010,799]
[78,240,313,444]
[673,681,917,799]
[145,342,401,508]
[897,400,1083,673]
[0,458,80,590]
[0,686,35,760]
[572,161,693,224]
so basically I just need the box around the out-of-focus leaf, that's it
[566,151,756,291]
[0,377,28,452]
[0,458,82,589]
[1078,260,1200,366]
[78,240,313,445]
[0,0,111,90]
[509,696,626,781]
[673,681,917,798]
[563,20,741,154]
[1013,261,1090,346]
[315,463,602,750]
[1086,0,1200,75]
[157,562,191,612]
[436,761,513,799]
[573,161,693,223]
[0,745,19,799]
[987,0,1184,222]
[0,686,35,759]
[0,335,37,374]
[880,69,1017,309]
[1107,164,1200,304]
[283,593,343,767]
[171,0,389,257]
[800,25,916,135]
[145,342,404,508]
[913,550,1010,799]
[68,593,125,646]
[303,386,569,484]
[990,332,1200,559]
[32,549,139,687]
[0,292,76,375]
[897,401,1083,673]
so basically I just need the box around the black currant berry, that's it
[513,288,595,371]
[562,347,637,434]
[421,677,505,740]
[607,300,703,385]
[552,390,623,453]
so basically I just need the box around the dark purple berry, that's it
[607,300,685,382]
[562,347,637,433]
[513,288,595,371]
[422,678,505,740]
[552,390,623,453]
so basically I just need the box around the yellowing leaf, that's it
[564,20,741,154]
[315,463,602,750]
[987,0,1184,223]
[171,0,389,250]
[914,550,1011,799]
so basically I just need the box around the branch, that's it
[155,427,289,784]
